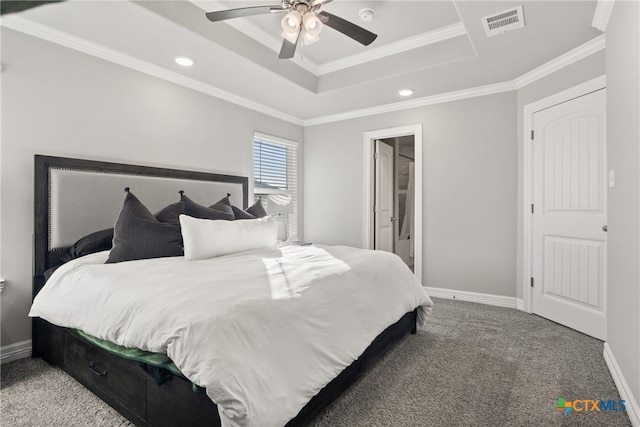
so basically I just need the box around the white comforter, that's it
[30,244,433,427]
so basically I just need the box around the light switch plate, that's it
[608,169,615,188]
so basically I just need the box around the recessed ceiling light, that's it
[174,55,195,67]
[398,89,414,97]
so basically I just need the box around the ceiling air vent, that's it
[481,5,525,37]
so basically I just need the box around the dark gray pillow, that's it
[154,201,185,224]
[209,198,232,215]
[231,205,258,220]
[180,192,234,220]
[245,199,268,218]
[213,193,232,208]
[68,228,114,259]
[106,189,183,264]
[229,199,268,220]
[42,229,114,280]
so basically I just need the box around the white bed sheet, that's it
[30,244,433,427]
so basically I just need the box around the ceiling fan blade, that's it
[311,0,333,7]
[206,5,285,23]
[317,11,377,46]
[279,32,300,59]
[1,0,63,15]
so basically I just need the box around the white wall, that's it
[305,92,518,298]
[0,29,304,349]
[606,0,640,416]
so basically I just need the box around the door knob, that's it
[391,217,397,222]
[602,225,608,232]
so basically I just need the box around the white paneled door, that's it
[374,140,394,252]
[532,89,607,340]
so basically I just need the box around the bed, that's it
[30,154,433,427]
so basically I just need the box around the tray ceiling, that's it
[1,1,603,123]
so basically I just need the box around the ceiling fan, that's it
[205,0,377,59]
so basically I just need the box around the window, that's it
[253,133,298,240]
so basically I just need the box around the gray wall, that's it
[606,0,640,408]
[305,49,606,302]
[0,29,304,348]
[304,92,518,298]
[3,17,638,415]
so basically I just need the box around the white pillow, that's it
[180,215,277,260]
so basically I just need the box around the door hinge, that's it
[531,130,534,140]
[530,277,534,288]
[531,204,534,214]
[374,152,380,160]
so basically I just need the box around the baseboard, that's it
[1,339,32,364]
[425,286,518,309]
[516,298,524,311]
[603,342,640,427]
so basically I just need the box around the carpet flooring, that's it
[1,297,632,426]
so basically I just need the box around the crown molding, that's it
[3,14,607,129]
[514,34,606,89]
[317,22,468,75]
[1,15,304,126]
[308,34,605,126]
[304,81,517,126]
[592,0,615,32]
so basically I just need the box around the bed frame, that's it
[32,154,417,426]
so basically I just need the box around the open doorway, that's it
[374,136,415,270]
[363,125,423,282]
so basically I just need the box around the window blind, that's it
[253,134,298,240]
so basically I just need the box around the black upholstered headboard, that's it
[33,155,249,285]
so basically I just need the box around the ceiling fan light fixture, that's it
[281,30,299,44]
[302,31,320,45]
[281,10,301,32]
[302,12,323,36]
[204,1,378,60]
